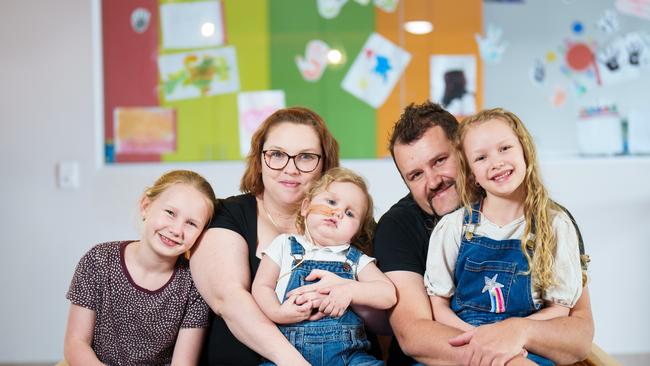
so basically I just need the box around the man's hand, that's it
[449,318,528,366]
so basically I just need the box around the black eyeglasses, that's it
[262,150,322,173]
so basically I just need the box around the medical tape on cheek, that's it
[278,204,337,281]
[307,204,337,217]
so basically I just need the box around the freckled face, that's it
[140,184,210,258]
[462,118,527,201]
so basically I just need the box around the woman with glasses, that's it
[191,107,340,366]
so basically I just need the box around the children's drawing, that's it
[114,107,176,154]
[430,55,477,116]
[531,59,546,85]
[316,0,397,19]
[615,0,650,21]
[558,40,600,93]
[565,42,597,73]
[596,33,646,85]
[131,7,151,34]
[160,1,225,50]
[550,85,567,107]
[571,21,584,35]
[296,40,331,82]
[159,46,240,101]
[237,91,286,157]
[373,0,399,13]
[624,32,650,66]
[546,51,557,63]
[475,24,508,64]
[317,0,349,19]
[596,9,619,34]
[341,32,411,108]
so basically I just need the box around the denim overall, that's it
[261,236,382,366]
[449,202,553,366]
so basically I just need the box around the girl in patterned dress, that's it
[424,109,586,366]
[64,170,216,365]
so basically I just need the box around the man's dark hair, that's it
[388,101,459,158]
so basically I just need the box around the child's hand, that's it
[307,309,328,321]
[276,294,312,324]
[317,285,353,318]
[287,269,351,299]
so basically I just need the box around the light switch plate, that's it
[57,161,80,190]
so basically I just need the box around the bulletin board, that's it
[101,0,482,163]
[482,0,650,156]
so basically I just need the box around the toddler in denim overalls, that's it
[424,109,585,365]
[253,168,395,366]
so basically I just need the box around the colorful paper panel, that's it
[102,0,160,147]
[269,0,377,158]
[237,90,286,157]
[114,107,177,155]
[160,1,226,50]
[102,0,482,163]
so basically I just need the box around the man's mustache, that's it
[427,178,455,203]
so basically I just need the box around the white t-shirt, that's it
[263,234,376,301]
[424,207,583,308]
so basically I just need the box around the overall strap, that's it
[554,201,590,270]
[462,201,482,225]
[344,245,362,279]
[277,236,306,283]
[288,236,305,257]
[462,201,482,240]
[345,245,362,266]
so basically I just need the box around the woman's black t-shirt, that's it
[200,193,262,366]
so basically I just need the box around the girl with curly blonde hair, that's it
[424,108,585,366]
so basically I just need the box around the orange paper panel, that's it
[375,0,482,157]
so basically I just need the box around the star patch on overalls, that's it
[482,274,505,313]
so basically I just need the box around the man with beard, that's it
[374,101,594,365]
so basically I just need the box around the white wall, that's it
[484,1,650,155]
[0,0,648,362]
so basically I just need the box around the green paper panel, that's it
[269,0,376,158]
[162,0,269,161]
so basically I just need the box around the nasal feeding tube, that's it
[306,203,339,218]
